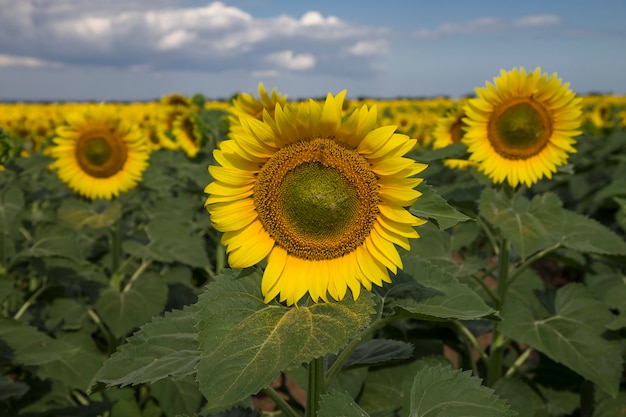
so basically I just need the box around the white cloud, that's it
[0,53,62,68]
[347,40,389,57]
[413,14,560,39]
[267,50,316,70]
[0,0,387,78]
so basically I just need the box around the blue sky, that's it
[0,0,624,101]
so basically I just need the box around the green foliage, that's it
[2,98,625,417]
[500,282,622,397]
[405,363,516,417]
[195,268,375,411]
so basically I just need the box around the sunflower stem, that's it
[215,240,225,275]
[110,215,123,275]
[306,356,325,417]
[487,238,510,387]
[262,386,301,417]
[324,314,397,391]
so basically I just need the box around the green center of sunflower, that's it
[488,98,553,160]
[279,162,359,239]
[84,137,112,166]
[254,138,379,261]
[75,130,128,178]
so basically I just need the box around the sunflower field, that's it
[1,68,626,417]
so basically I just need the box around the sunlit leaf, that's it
[195,268,375,411]
[499,283,622,396]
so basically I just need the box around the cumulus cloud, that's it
[0,0,389,77]
[413,14,561,39]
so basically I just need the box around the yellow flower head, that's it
[205,91,427,306]
[463,67,582,188]
[49,105,149,200]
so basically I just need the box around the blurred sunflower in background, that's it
[431,104,476,170]
[463,67,582,188]
[228,83,287,137]
[49,105,149,200]
[172,108,205,158]
[205,91,427,306]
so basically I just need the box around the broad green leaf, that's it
[0,317,66,365]
[150,375,204,417]
[359,358,450,417]
[499,283,622,396]
[479,189,626,259]
[319,391,370,417]
[411,183,471,230]
[406,363,516,417]
[18,224,83,261]
[333,339,414,369]
[554,210,626,255]
[593,391,626,417]
[385,254,496,321]
[94,271,168,338]
[37,331,106,391]
[143,212,210,268]
[92,306,199,388]
[0,185,24,235]
[111,398,143,417]
[478,188,563,260]
[195,268,375,411]
[404,221,457,273]
[493,378,547,417]
[615,196,626,232]
[57,198,121,229]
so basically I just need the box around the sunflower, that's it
[228,83,287,137]
[49,105,149,200]
[431,104,476,170]
[205,91,427,306]
[172,108,204,158]
[463,67,582,188]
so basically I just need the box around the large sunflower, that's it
[463,67,582,188]
[49,105,149,200]
[205,91,427,306]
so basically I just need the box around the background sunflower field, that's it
[1,90,626,417]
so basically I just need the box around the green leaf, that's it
[0,317,66,365]
[92,306,199,388]
[411,183,471,230]
[406,363,516,416]
[94,271,168,338]
[18,224,84,261]
[593,391,626,417]
[359,359,449,417]
[493,378,547,417]
[335,339,414,369]
[478,189,563,260]
[57,198,122,229]
[37,331,106,391]
[0,185,24,235]
[195,268,375,411]
[141,212,210,268]
[479,189,626,259]
[499,283,622,397]
[150,375,204,417]
[319,390,370,417]
[385,254,496,321]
